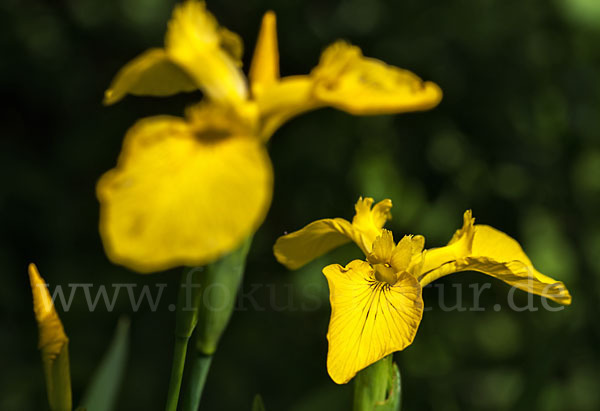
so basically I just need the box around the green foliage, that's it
[80,318,130,411]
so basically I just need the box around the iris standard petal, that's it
[165,0,248,105]
[323,260,423,384]
[97,115,273,273]
[351,197,393,253]
[368,229,395,265]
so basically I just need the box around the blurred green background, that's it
[2,0,600,409]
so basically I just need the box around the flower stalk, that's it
[173,237,252,410]
[353,355,401,411]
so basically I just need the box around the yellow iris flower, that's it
[273,198,572,384]
[98,0,442,273]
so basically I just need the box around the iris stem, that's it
[165,268,205,411]
[353,355,401,411]
[165,336,190,411]
[181,350,213,411]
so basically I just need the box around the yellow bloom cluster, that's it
[97,0,442,273]
[274,198,572,384]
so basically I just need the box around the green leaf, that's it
[80,317,130,411]
[252,394,266,411]
[195,236,252,355]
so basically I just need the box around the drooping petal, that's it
[273,218,356,270]
[249,11,280,97]
[323,260,423,384]
[418,211,571,305]
[164,0,248,105]
[255,41,442,139]
[273,197,392,270]
[97,115,273,273]
[311,41,442,115]
[103,48,197,105]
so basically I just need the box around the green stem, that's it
[353,355,401,411]
[181,352,213,411]
[178,236,252,410]
[165,337,190,411]
[165,268,205,411]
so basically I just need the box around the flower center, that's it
[373,263,397,285]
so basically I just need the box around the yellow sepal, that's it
[323,260,423,384]
[311,41,442,115]
[97,113,273,273]
[419,211,572,305]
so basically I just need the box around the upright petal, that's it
[249,11,280,97]
[418,211,571,305]
[103,48,197,105]
[165,0,248,105]
[311,41,442,115]
[352,197,393,252]
[367,229,395,265]
[97,115,273,273]
[390,235,425,273]
[323,260,423,384]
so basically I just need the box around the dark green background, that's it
[2,0,600,409]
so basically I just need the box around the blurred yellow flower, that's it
[29,263,72,411]
[100,0,443,273]
[274,198,572,384]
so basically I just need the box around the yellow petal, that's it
[311,41,442,115]
[29,263,72,411]
[29,263,68,357]
[103,48,197,105]
[273,197,392,270]
[419,211,571,305]
[249,11,280,97]
[390,235,425,273]
[273,218,355,270]
[351,197,393,253]
[368,229,395,265]
[164,0,248,105]
[218,26,244,65]
[97,115,273,273]
[323,260,423,384]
